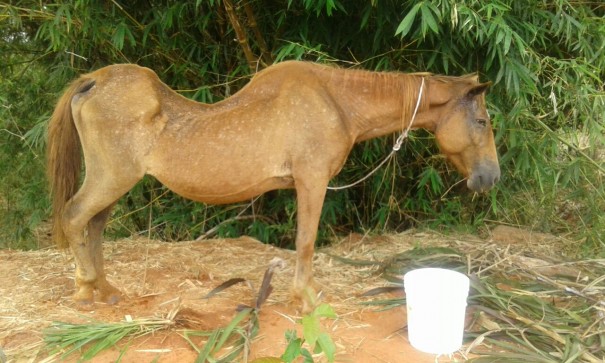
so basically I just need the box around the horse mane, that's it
[428,73,479,83]
[310,63,431,120]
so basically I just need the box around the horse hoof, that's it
[96,280,122,305]
[291,285,319,314]
[73,287,95,307]
[74,297,95,310]
[103,293,121,305]
[98,288,122,305]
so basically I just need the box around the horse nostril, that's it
[491,170,501,186]
[468,163,500,192]
[477,173,499,191]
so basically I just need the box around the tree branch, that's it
[243,1,272,66]
[223,0,258,73]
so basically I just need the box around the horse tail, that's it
[47,76,95,248]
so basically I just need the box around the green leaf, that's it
[302,315,321,348]
[194,329,220,363]
[214,308,252,350]
[112,22,126,50]
[395,2,422,37]
[316,332,336,362]
[250,358,283,363]
[495,28,505,45]
[301,348,314,363]
[312,303,337,319]
[280,336,302,363]
[420,3,439,36]
[284,329,298,343]
[503,28,512,55]
[512,31,527,56]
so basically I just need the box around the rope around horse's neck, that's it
[327,77,425,191]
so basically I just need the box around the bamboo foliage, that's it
[0,1,603,250]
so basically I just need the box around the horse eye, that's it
[475,118,487,127]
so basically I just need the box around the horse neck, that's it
[319,67,428,142]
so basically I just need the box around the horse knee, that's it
[89,206,113,233]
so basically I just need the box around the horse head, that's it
[426,75,500,193]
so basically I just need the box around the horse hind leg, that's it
[62,175,140,306]
[62,199,103,305]
[88,203,121,304]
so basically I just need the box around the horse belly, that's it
[148,155,294,205]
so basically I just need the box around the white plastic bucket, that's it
[404,268,470,354]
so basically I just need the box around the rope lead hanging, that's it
[327,77,425,191]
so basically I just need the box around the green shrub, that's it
[1,1,602,253]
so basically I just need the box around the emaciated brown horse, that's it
[48,61,500,311]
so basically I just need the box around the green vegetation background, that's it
[1,0,603,254]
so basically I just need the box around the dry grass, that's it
[1,228,601,362]
[343,229,605,362]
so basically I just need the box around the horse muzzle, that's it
[467,161,500,193]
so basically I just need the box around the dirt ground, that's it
[0,228,564,363]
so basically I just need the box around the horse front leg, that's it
[293,181,328,313]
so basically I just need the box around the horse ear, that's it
[466,81,492,98]
[464,73,480,83]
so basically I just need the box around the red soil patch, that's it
[1,232,505,362]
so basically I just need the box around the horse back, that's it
[70,62,352,204]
